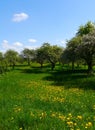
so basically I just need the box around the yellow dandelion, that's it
[77,115,82,120]
[51,113,56,117]
[88,122,92,126]
[41,112,47,118]
[14,106,22,112]
[19,128,23,130]
[74,123,77,126]
[58,115,65,121]
[67,117,70,120]
[70,129,74,130]
[18,108,21,112]
[85,122,92,127]
[67,121,73,127]
[68,113,72,118]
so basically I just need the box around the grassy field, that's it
[0,65,95,130]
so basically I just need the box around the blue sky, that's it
[0,0,95,53]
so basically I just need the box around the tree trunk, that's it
[27,58,30,66]
[77,62,80,68]
[88,64,93,73]
[12,64,15,69]
[87,61,93,74]
[40,63,43,68]
[51,62,55,71]
[72,61,75,71]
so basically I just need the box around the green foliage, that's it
[61,36,81,70]
[4,49,18,69]
[35,48,46,68]
[61,21,95,73]
[40,43,63,70]
[0,52,3,73]
[77,30,95,73]
[22,48,35,65]
[0,52,8,73]
[76,21,95,36]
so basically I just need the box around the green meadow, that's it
[0,64,95,130]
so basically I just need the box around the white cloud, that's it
[12,13,29,22]
[28,39,37,43]
[60,40,66,44]
[1,40,24,53]
[1,39,38,53]
[2,40,17,51]
[14,42,23,47]
[56,40,66,48]
[2,40,10,49]
[24,45,38,50]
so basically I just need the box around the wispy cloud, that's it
[2,40,10,49]
[60,40,66,44]
[12,12,29,22]
[1,39,38,53]
[28,39,37,43]
[24,45,38,50]
[1,40,24,53]
[13,42,23,47]
[56,40,66,47]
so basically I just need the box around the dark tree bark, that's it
[87,60,93,74]
[51,62,55,71]
[72,61,75,71]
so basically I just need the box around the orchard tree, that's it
[76,21,95,36]
[61,21,95,71]
[4,49,18,69]
[75,21,95,73]
[0,52,3,63]
[41,43,63,70]
[35,48,46,68]
[77,31,95,73]
[65,36,81,70]
[0,52,4,73]
[22,48,35,65]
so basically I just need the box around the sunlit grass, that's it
[0,65,95,129]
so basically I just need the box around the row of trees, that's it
[0,50,18,73]
[21,43,63,70]
[61,21,95,73]
[0,43,63,73]
[1,21,95,74]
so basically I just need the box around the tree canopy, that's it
[4,49,18,69]
[40,43,63,70]
[76,21,95,36]
[77,31,95,73]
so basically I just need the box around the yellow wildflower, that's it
[85,122,92,127]
[19,128,23,130]
[68,113,72,118]
[77,115,82,120]
[51,113,56,117]
[67,121,73,127]
[58,115,65,121]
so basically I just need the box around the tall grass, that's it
[0,65,95,129]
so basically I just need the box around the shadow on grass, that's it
[43,69,95,90]
[21,67,51,74]
[14,64,50,74]
[15,65,95,90]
